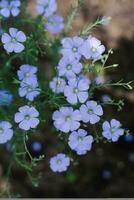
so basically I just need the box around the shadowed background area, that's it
[0,0,134,198]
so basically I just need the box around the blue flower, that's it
[102,170,112,180]
[102,119,124,142]
[101,94,111,103]
[19,79,40,101]
[31,141,43,152]
[36,0,57,17]
[49,77,66,94]
[0,121,13,144]
[68,129,93,155]
[57,56,83,79]
[1,27,26,53]
[0,90,13,106]
[80,100,103,124]
[45,15,64,34]
[64,76,90,104]
[60,36,84,60]
[0,0,21,18]
[17,64,38,81]
[95,75,105,85]
[124,134,134,143]
[80,36,105,60]
[49,153,70,172]
[53,107,81,133]
[14,105,39,131]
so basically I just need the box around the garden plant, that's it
[0,0,133,197]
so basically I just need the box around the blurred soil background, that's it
[1,0,134,198]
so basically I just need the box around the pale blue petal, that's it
[78,91,88,103]
[16,31,26,42]
[70,121,80,131]
[11,7,20,16]
[89,114,100,124]
[19,120,30,130]
[14,42,24,53]
[102,121,110,131]
[102,131,111,140]
[9,28,18,37]
[66,93,78,104]
[14,112,24,123]
[29,118,39,128]
[111,119,121,128]
[0,8,10,17]
[4,42,14,52]
[1,33,11,43]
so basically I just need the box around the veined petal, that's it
[16,31,26,42]
[1,33,11,43]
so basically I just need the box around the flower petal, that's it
[1,33,11,43]
[14,42,24,53]
[16,31,26,42]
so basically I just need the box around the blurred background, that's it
[0,0,134,198]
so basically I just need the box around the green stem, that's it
[23,132,33,161]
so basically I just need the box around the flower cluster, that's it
[0,28,41,140]
[0,0,128,178]
[13,64,40,131]
[0,0,21,18]
[17,64,40,101]
[49,31,125,172]
[36,0,64,34]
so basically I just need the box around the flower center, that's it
[91,47,97,52]
[50,21,56,25]
[11,38,16,43]
[0,128,3,134]
[72,47,77,52]
[66,64,72,70]
[110,127,116,133]
[73,87,79,94]
[57,159,62,164]
[25,72,30,77]
[65,116,71,122]
[24,115,30,120]
[57,80,61,85]
[88,109,93,114]
[77,136,83,142]
[27,86,32,92]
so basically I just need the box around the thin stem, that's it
[64,0,83,34]
[23,132,33,161]
[97,80,133,90]
[79,17,101,36]
[104,64,118,69]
